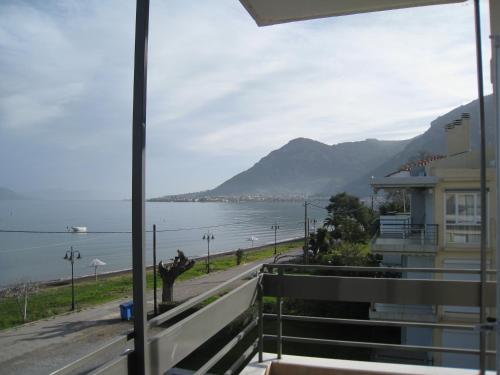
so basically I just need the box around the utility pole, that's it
[271,223,280,255]
[371,176,375,212]
[153,224,157,316]
[202,232,215,273]
[63,246,81,311]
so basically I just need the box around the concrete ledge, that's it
[241,353,493,375]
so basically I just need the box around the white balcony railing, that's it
[371,223,439,254]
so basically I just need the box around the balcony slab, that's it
[242,353,493,375]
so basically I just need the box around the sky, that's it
[0,0,493,199]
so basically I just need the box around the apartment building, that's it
[370,113,496,368]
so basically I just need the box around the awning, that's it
[370,176,439,190]
[239,0,466,26]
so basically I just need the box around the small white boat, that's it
[71,226,87,233]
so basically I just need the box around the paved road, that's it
[0,250,300,374]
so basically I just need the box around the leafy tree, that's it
[324,192,374,243]
[335,217,367,243]
[317,242,379,267]
[308,227,332,256]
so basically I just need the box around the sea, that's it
[0,200,327,286]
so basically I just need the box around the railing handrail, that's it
[262,263,496,274]
[263,313,476,330]
[149,263,261,328]
[380,223,438,227]
[261,273,495,306]
[376,223,439,246]
[262,334,496,356]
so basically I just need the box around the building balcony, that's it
[54,263,495,375]
[371,222,439,255]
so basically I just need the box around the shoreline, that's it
[0,240,304,331]
[39,237,303,288]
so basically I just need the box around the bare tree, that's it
[158,250,195,303]
[0,281,39,322]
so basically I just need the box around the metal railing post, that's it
[131,0,150,373]
[472,1,487,373]
[153,224,157,316]
[277,268,283,359]
[494,33,500,375]
[258,274,264,362]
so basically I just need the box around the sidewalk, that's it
[0,249,300,374]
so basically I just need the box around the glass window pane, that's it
[476,193,481,223]
[446,194,456,217]
[458,194,466,217]
[465,194,474,216]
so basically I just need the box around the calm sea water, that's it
[0,200,326,286]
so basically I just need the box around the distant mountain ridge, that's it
[209,137,410,197]
[153,138,411,200]
[0,187,26,200]
[0,187,119,201]
[153,95,494,201]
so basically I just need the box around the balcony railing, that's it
[446,223,482,245]
[53,264,495,375]
[371,223,439,254]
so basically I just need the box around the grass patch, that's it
[0,241,301,330]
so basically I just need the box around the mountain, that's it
[154,95,493,201]
[153,137,410,200]
[209,138,410,197]
[0,187,27,200]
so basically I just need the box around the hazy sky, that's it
[0,0,492,198]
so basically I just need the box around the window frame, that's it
[444,190,486,246]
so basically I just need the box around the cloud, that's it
[0,0,493,196]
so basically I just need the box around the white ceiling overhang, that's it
[239,0,466,26]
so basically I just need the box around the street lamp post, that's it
[247,236,258,248]
[202,232,215,273]
[271,223,280,254]
[64,246,81,311]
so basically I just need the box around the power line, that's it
[0,229,131,234]
[155,219,255,232]
[0,218,264,235]
[0,236,102,254]
[307,202,327,210]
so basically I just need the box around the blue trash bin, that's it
[120,301,133,321]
